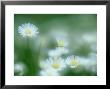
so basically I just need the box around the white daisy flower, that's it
[18,23,39,37]
[56,36,68,47]
[40,69,59,76]
[66,55,79,68]
[14,62,26,76]
[45,57,66,71]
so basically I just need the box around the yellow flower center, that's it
[25,29,32,36]
[58,40,64,47]
[52,63,60,69]
[70,59,78,66]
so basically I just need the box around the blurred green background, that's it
[14,14,97,76]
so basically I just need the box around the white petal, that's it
[18,23,39,37]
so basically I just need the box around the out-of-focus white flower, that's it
[14,63,26,76]
[66,55,79,68]
[39,69,59,76]
[56,47,68,54]
[85,64,97,73]
[45,57,66,71]
[48,47,68,58]
[56,36,68,47]
[82,33,96,43]
[48,49,61,58]
[77,56,97,72]
[77,56,96,65]
[18,23,39,37]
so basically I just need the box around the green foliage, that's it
[14,14,97,76]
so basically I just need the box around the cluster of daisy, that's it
[16,23,79,76]
[16,23,96,76]
[39,37,79,76]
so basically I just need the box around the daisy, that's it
[18,23,39,37]
[45,57,66,71]
[14,62,26,76]
[56,36,68,47]
[66,55,79,68]
[39,69,59,76]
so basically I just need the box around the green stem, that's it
[25,38,36,75]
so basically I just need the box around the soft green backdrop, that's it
[14,14,97,76]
